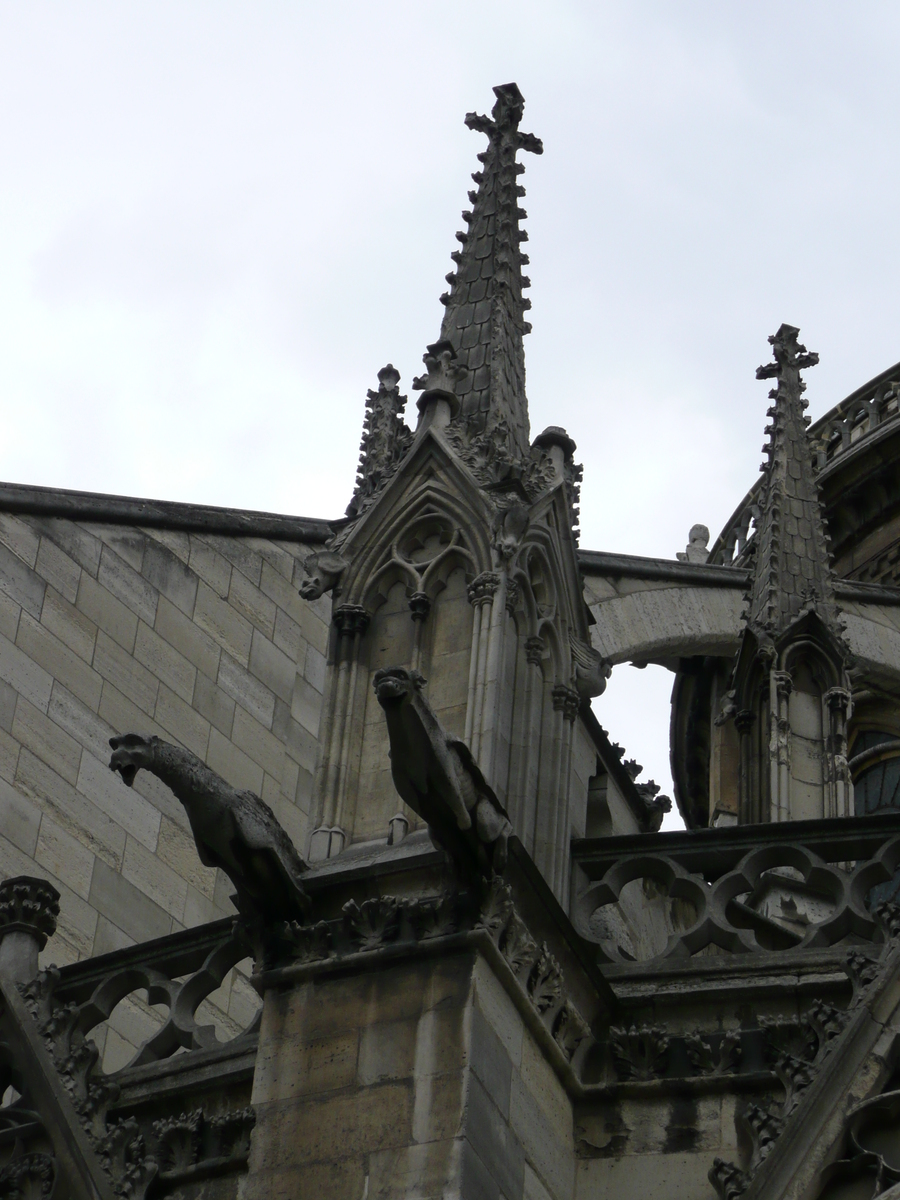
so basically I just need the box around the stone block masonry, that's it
[0,507,331,973]
[243,950,578,1200]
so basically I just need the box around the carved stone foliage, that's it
[441,424,582,538]
[0,1153,56,1200]
[685,1030,741,1076]
[346,364,414,520]
[710,942,876,1199]
[608,1025,669,1082]
[150,1106,255,1185]
[343,897,403,952]
[0,879,59,948]
[274,878,594,1072]
[600,1023,794,1086]
[576,831,900,964]
[709,1159,751,1200]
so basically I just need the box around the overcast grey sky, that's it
[1,2,897,826]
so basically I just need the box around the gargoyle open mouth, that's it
[373,668,409,702]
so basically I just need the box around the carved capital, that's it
[467,572,501,607]
[408,592,431,622]
[525,635,544,666]
[551,684,580,722]
[333,605,371,638]
[773,670,793,701]
[505,577,520,615]
[735,709,756,735]
[824,686,851,714]
[0,876,60,949]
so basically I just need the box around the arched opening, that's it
[787,658,826,821]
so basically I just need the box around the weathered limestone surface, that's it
[244,951,576,1200]
[0,511,330,971]
[841,599,900,684]
[581,567,744,668]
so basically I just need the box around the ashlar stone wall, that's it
[243,949,575,1200]
[0,510,330,982]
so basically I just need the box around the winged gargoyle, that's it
[373,668,512,878]
[108,734,309,922]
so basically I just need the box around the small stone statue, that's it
[570,635,612,699]
[676,524,710,564]
[108,735,309,922]
[373,668,512,878]
[298,550,348,601]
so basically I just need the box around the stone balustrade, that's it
[573,811,900,964]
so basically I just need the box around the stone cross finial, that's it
[434,85,543,462]
[464,82,544,157]
[756,323,819,385]
[746,323,839,639]
[0,875,60,982]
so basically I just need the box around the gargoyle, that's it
[570,635,611,699]
[635,781,672,833]
[373,668,512,878]
[298,550,348,601]
[108,735,309,922]
[492,503,530,560]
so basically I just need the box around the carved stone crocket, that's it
[108,735,309,922]
[373,668,512,878]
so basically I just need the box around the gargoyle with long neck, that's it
[373,668,512,880]
[108,734,309,923]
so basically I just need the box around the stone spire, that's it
[716,326,852,827]
[436,82,542,460]
[346,365,413,519]
[748,324,841,639]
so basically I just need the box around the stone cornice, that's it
[578,549,750,587]
[0,481,334,542]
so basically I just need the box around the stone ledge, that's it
[0,482,334,542]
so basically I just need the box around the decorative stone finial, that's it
[464,83,543,156]
[346,364,413,519]
[533,426,576,458]
[413,341,466,419]
[0,876,60,982]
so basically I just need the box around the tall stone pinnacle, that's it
[437,82,542,460]
[748,324,841,638]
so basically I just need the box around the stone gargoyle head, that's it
[298,550,349,601]
[109,733,159,786]
[372,667,428,707]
